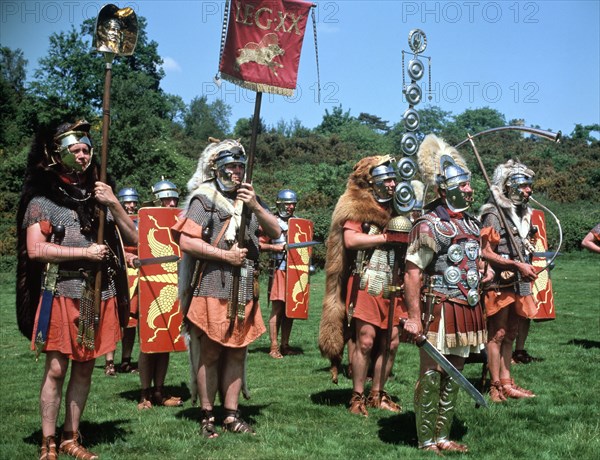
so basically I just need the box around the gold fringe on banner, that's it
[220,73,294,97]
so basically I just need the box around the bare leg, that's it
[63,358,95,433]
[138,351,154,405]
[352,319,376,395]
[269,300,285,358]
[198,334,221,411]
[280,317,294,351]
[371,326,399,392]
[220,347,246,411]
[515,317,530,351]
[153,352,170,388]
[120,327,136,362]
[486,307,509,383]
[40,352,69,436]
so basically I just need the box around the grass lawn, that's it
[1,252,599,459]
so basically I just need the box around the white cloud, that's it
[161,56,182,72]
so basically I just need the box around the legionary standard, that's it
[215,0,317,313]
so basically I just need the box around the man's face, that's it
[442,180,473,212]
[160,197,178,208]
[62,142,91,173]
[123,201,138,214]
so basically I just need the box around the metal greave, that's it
[435,374,460,443]
[414,369,441,449]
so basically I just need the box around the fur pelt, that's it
[318,156,392,365]
[184,138,245,202]
[480,159,535,212]
[16,127,117,339]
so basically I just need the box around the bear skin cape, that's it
[16,129,128,340]
[318,156,392,367]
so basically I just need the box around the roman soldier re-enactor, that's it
[16,120,137,460]
[173,139,280,437]
[260,189,300,358]
[403,135,488,453]
[480,160,539,401]
[319,155,405,417]
[103,187,140,376]
[136,180,183,409]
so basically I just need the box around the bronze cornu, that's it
[455,125,561,149]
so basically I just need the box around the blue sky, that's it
[2,1,599,137]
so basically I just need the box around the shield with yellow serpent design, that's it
[285,218,314,320]
[138,207,187,352]
[531,209,556,321]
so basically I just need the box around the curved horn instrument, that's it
[455,126,561,148]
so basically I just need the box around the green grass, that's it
[1,252,599,459]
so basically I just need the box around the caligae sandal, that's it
[200,409,219,439]
[59,431,98,460]
[39,435,57,460]
[223,409,255,434]
[269,345,283,359]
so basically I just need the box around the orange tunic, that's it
[173,216,266,348]
[344,220,402,329]
[31,296,121,361]
[481,226,536,319]
[269,269,286,302]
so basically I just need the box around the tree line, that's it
[1,17,599,269]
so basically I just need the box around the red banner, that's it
[219,0,313,96]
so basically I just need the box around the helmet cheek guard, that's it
[275,189,298,218]
[370,162,397,203]
[213,148,247,192]
[506,173,533,205]
[437,155,472,212]
[52,132,94,173]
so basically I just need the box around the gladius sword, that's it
[400,319,488,408]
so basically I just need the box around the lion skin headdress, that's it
[487,159,535,209]
[318,155,393,375]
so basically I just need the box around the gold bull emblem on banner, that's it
[235,33,285,76]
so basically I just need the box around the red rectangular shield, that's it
[138,207,186,352]
[219,0,313,96]
[285,217,313,319]
[531,209,556,321]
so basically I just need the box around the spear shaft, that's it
[230,92,263,317]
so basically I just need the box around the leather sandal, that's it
[366,390,402,413]
[280,345,301,356]
[59,431,98,460]
[489,381,507,403]
[104,361,116,377]
[223,409,255,434]
[501,378,535,399]
[348,391,368,417]
[200,409,219,439]
[269,345,283,359]
[39,435,57,460]
[513,349,542,364]
[437,440,469,453]
[118,360,138,374]
[153,387,183,407]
